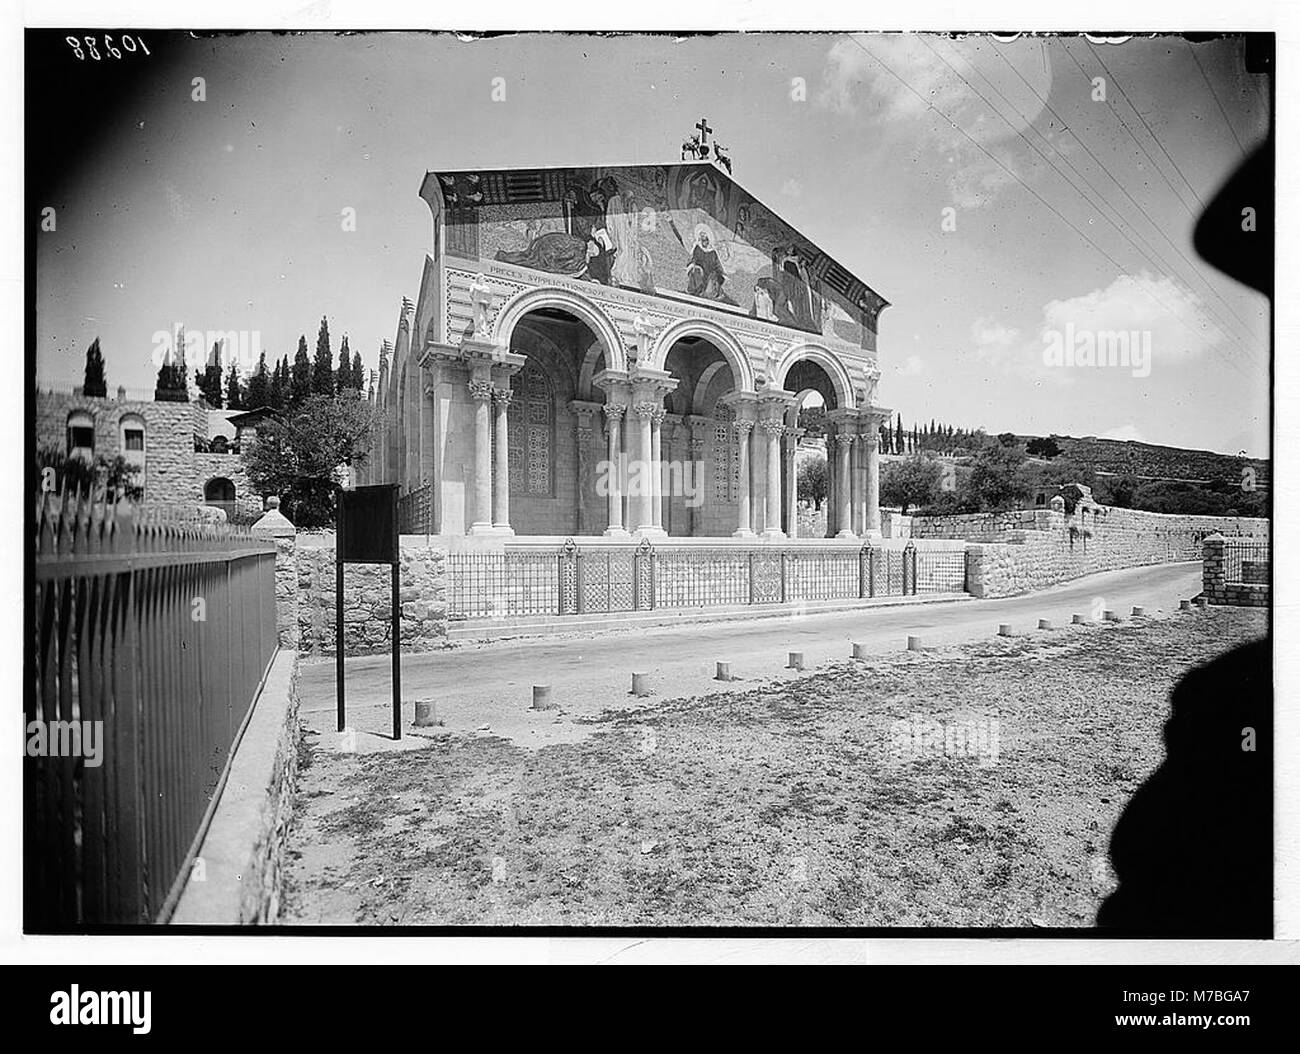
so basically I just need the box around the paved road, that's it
[301,562,1203,749]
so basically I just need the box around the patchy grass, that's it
[281,608,1267,927]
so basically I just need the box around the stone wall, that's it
[194,451,261,516]
[294,538,449,655]
[910,508,1054,540]
[963,500,1269,598]
[1202,534,1271,609]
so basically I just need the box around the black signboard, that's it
[336,484,402,739]
[339,484,399,565]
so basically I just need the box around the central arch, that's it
[774,342,856,409]
[493,286,626,373]
[650,318,756,393]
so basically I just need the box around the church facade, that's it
[362,161,892,541]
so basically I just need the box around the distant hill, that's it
[1020,435,1270,490]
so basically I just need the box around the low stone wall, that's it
[1202,535,1271,609]
[294,538,449,655]
[171,648,300,926]
[964,503,1269,598]
[911,508,1053,541]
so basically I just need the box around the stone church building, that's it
[362,161,891,540]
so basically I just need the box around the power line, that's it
[1083,39,1208,212]
[986,41,1262,355]
[1186,39,1249,158]
[893,36,1257,377]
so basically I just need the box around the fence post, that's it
[780,550,789,604]
[748,549,756,605]
[559,538,578,615]
[904,541,917,595]
[859,543,871,598]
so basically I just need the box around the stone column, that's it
[835,431,855,538]
[733,419,754,537]
[468,380,495,534]
[602,404,627,536]
[491,387,513,534]
[650,408,666,531]
[633,403,657,534]
[761,420,785,538]
[783,429,802,539]
[689,433,707,538]
[825,443,837,537]
[864,428,882,540]
[575,416,593,536]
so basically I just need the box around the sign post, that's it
[335,483,402,739]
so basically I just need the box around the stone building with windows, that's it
[35,387,263,519]
[362,161,892,540]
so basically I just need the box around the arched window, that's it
[119,413,146,458]
[66,411,95,456]
[509,359,553,495]
[204,477,236,518]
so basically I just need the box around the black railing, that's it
[447,540,968,619]
[1222,540,1270,585]
[28,491,278,928]
[398,485,432,534]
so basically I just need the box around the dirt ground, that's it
[281,607,1267,927]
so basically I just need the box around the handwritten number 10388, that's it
[66,35,150,60]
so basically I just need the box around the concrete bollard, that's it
[1103,610,1119,622]
[1179,600,1192,611]
[413,700,438,727]
[907,635,923,652]
[1072,613,1086,624]
[1038,619,1052,630]
[631,673,653,697]
[531,685,554,710]
[1193,597,1208,609]
[852,642,868,660]
[998,624,1013,637]
[787,651,804,671]
[1131,606,1145,617]
[715,660,732,681]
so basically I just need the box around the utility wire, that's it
[1186,39,1249,158]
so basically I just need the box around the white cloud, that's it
[818,35,1053,208]
[1099,424,1149,444]
[780,178,803,198]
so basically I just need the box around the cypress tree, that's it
[246,352,270,408]
[312,316,334,396]
[82,337,107,398]
[292,336,312,405]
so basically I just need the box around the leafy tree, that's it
[225,360,245,410]
[241,392,375,527]
[246,352,270,409]
[796,455,828,507]
[36,446,142,501]
[881,454,942,515]
[967,445,1031,511]
[1026,435,1062,459]
[312,316,334,396]
[82,338,107,398]
[1097,472,1138,508]
[291,336,312,406]
[997,431,1019,449]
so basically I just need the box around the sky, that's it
[31,31,1271,456]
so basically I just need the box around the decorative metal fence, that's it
[1222,539,1271,584]
[447,540,967,619]
[397,485,432,534]
[28,491,278,928]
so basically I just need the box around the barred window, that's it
[712,403,737,504]
[509,359,553,495]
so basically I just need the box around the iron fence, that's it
[447,540,968,619]
[28,491,278,928]
[1222,539,1271,585]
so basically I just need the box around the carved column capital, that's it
[602,403,626,421]
[759,420,785,437]
[633,402,659,420]
[834,432,856,449]
[492,387,513,408]
[650,407,668,425]
[732,419,755,437]
[468,380,495,403]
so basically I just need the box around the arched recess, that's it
[493,286,626,373]
[692,360,732,415]
[650,318,756,393]
[775,343,856,409]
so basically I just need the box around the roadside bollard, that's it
[715,661,732,682]
[1131,606,1145,617]
[1072,613,1086,624]
[998,624,1013,637]
[1193,597,1208,609]
[1037,619,1052,630]
[907,635,922,652]
[531,685,554,710]
[787,651,804,671]
[414,700,438,726]
[631,672,653,697]
[1103,610,1119,622]
[1179,600,1192,611]
[852,642,868,659]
